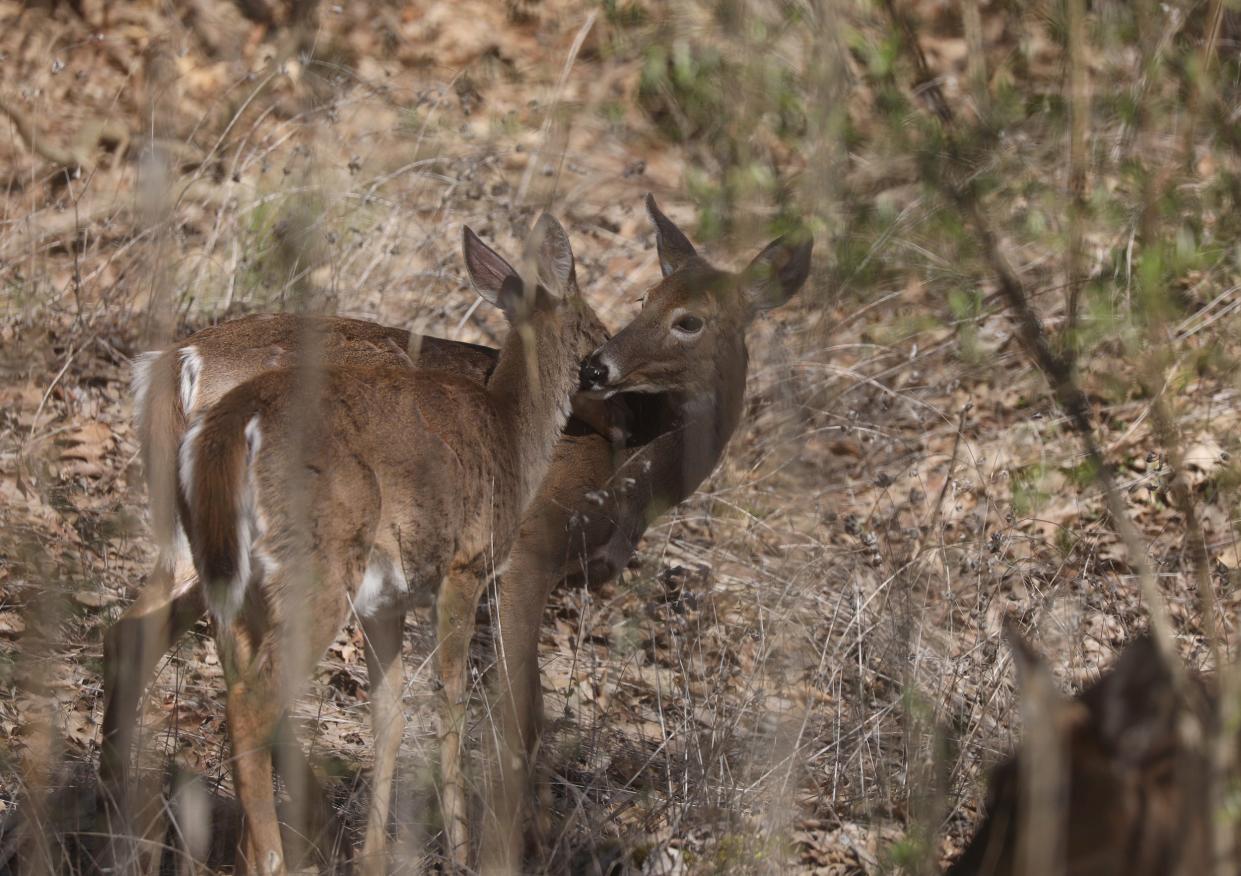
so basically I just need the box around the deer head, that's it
[463,213,605,360]
[578,194,812,400]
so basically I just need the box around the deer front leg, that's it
[356,608,407,876]
[435,569,486,870]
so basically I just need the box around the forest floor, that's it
[1,0,1239,873]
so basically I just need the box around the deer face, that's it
[579,194,812,398]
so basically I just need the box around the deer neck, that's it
[647,343,748,503]
[488,319,580,512]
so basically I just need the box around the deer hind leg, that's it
[356,607,407,876]
[270,714,343,870]
[216,572,350,875]
[436,568,487,870]
[217,620,287,876]
[100,551,204,875]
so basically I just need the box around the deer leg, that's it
[436,569,486,870]
[217,623,287,876]
[270,713,342,870]
[266,709,344,868]
[100,555,203,875]
[356,608,407,876]
[221,550,360,875]
[480,551,556,876]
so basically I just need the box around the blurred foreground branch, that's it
[877,0,1182,669]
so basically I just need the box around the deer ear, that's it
[646,194,698,278]
[531,213,576,297]
[464,226,521,308]
[739,233,813,319]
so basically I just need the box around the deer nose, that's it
[580,356,610,390]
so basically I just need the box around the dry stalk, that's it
[1064,0,1089,349]
[1006,624,1068,876]
[959,0,987,112]
[513,11,597,210]
[1180,0,1229,171]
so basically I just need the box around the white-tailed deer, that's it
[485,196,812,870]
[99,318,506,873]
[947,627,1224,876]
[100,196,812,872]
[100,237,524,875]
[172,214,596,875]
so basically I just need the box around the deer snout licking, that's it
[579,354,611,391]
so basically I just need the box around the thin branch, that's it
[959,0,988,113]
[877,0,1182,671]
[1064,0,1089,351]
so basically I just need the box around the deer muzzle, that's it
[579,355,610,391]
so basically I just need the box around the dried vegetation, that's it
[1,0,1240,872]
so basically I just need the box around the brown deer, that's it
[176,213,597,875]
[947,627,1228,876]
[485,196,812,870]
[100,325,509,873]
[100,196,812,872]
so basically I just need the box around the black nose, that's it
[580,356,609,390]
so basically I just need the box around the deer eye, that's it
[673,314,704,334]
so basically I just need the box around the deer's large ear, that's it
[646,193,698,278]
[739,233,813,319]
[464,226,521,312]
[530,213,576,298]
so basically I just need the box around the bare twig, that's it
[513,11,597,210]
[1180,0,1228,170]
[930,401,971,531]
[877,0,1182,670]
[1064,0,1090,350]
[959,0,987,112]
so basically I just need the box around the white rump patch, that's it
[352,549,407,619]
[130,351,162,428]
[210,414,264,625]
[178,346,203,414]
[178,415,205,506]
